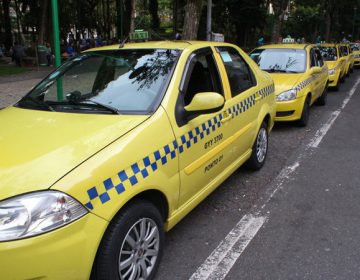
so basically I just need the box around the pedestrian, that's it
[175,31,182,40]
[45,43,52,66]
[256,37,264,46]
[12,41,26,66]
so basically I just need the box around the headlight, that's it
[276,89,297,101]
[0,191,88,242]
[328,69,336,75]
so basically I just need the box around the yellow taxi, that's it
[339,43,354,76]
[318,43,346,90]
[250,43,329,126]
[350,43,360,68]
[0,41,275,279]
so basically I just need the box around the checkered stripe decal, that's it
[84,85,272,210]
[257,83,274,99]
[294,78,313,92]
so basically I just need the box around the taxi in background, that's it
[318,43,346,90]
[0,40,275,280]
[339,43,354,76]
[250,42,329,126]
[350,42,360,68]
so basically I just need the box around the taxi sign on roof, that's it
[283,37,295,44]
[130,29,149,41]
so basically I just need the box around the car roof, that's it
[256,43,313,50]
[85,40,235,52]
[319,43,339,47]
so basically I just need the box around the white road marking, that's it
[189,214,266,280]
[308,78,360,148]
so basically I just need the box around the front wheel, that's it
[92,200,164,280]
[245,122,268,170]
[297,98,310,127]
[316,86,327,106]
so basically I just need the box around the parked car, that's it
[0,41,276,280]
[250,43,329,126]
[350,42,360,68]
[318,43,347,90]
[339,43,354,76]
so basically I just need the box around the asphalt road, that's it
[156,71,360,280]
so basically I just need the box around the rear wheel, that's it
[92,200,164,280]
[245,122,268,170]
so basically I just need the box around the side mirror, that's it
[184,92,224,113]
[309,67,322,75]
[340,57,346,61]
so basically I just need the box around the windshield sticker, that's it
[220,51,233,63]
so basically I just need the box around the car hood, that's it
[269,73,304,96]
[0,107,148,200]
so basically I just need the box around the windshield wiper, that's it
[18,96,55,111]
[62,99,121,114]
[263,69,299,73]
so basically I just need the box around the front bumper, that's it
[275,96,305,122]
[0,212,108,280]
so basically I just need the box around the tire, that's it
[316,86,327,106]
[92,200,164,280]
[297,98,310,127]
[333,78,340,91]
[245,122,268,171]
[340,73,345,83]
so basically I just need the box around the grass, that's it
[0,60,29,76]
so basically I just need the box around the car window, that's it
[217,46,255,97]
[18,49,180,114]
[340,46,348,56]
[318,46,338,61]
[183,49,223,106]
[250,48,306,73]
[315,49,324,67]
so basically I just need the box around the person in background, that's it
[12,42,26,66]
[45,43,52,66]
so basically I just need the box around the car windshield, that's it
[250,48,306,73]
[350,43,360,51]
[318,46,338,61]
[17,48,180,114]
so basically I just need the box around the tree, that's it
[270,0,290,43]
[182,0,203,39]
[2,0,13,50]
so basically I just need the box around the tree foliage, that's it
[0,0,359,51]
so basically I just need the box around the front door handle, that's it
[255,92,262,101]
[221,113,233,123]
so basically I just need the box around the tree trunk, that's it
[38,0,49,44]
[130,0,136,33]
[149,0,160,30]
[271,14,282,43]
[325,11,331,42]
[182,0,203,40]
[2,0,13,50]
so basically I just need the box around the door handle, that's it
[221,113,233,123]
[255,92,262,101]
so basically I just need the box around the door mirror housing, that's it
[309,66,322,75]
[184,92,225,113]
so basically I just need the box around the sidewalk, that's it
[0,65,52,108]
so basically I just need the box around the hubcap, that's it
[256,128,267,163]
[118,218,160,280]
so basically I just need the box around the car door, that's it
[309,48,324,101]
[171,47,246,207]
[314,48,328,94]
[214,46,262,157]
